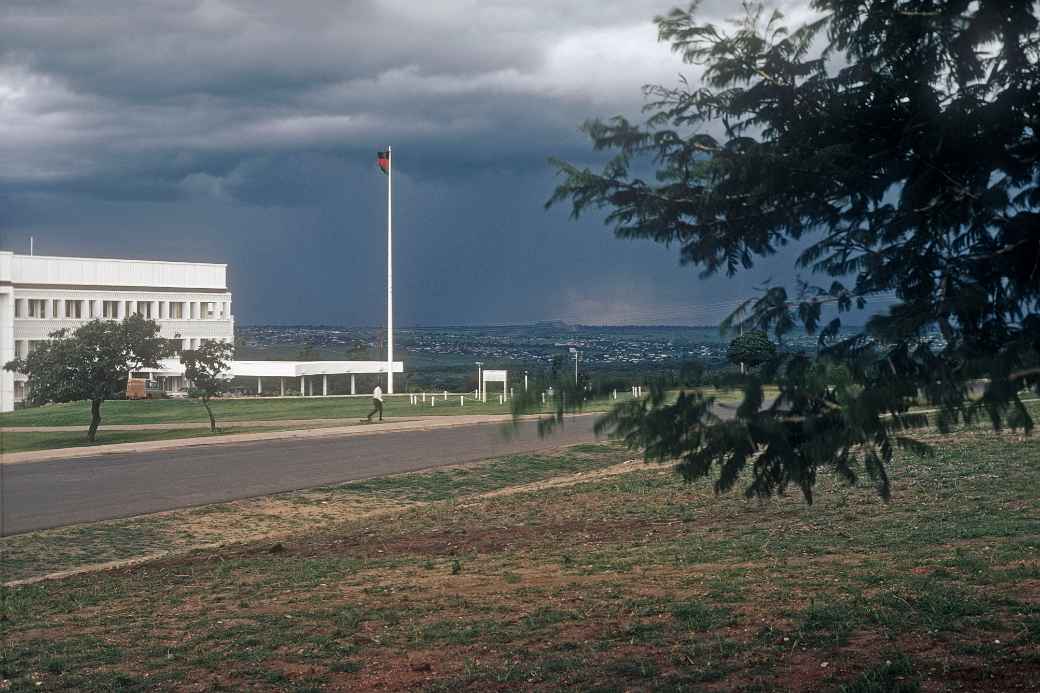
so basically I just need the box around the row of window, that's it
[13,298,230,321]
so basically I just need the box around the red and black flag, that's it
[377,150,390,175]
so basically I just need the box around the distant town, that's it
[236,322,873,369]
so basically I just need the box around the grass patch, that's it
[0,392,619,428]
[0,425,322,453]
[1,444,632,582]
[339,450,622,502]
[838,655,921,693]
[3,426,1039,691]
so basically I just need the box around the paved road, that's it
[1,416,602,535]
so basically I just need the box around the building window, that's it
[159,302,166,319]
[27,299,48,318]
[52,300,60,318]
[102,301,119,319]
[65,300,83,319]
[14,299,22,318]
[136,301,152,319]
[169,302,184,319]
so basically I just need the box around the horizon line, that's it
[236,322,869,330]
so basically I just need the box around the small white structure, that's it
[151,359,404,397]
[481,369,507,402]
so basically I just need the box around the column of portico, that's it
[322,375,328,396]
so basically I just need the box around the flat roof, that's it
[1,251,227,268]
[155,359,404,377]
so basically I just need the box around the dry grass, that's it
[2,433,1039,691]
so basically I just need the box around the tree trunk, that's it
[88,399,102,443]
[203,399,217,432]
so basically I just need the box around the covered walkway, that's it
[150,359,404,396]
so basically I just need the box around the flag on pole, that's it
[377,150,390,174]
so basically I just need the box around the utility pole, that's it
[475,361,483,401]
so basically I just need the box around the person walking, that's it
[366,384,384,422]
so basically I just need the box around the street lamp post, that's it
[475,361,483,402]
[569,347,579,385]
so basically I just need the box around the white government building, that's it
[0,251,402,412]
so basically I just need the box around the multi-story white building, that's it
[0,251,234,412]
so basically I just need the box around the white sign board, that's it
[481,369,508,402]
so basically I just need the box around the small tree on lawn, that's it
[3,314,172,442]
[727,332,777,372]
[180,340,234,432]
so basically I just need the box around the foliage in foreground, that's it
[537,0,1040,501]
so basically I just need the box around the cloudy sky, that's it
[0,0,818,326]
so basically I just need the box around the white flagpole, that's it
[386,145,394,394]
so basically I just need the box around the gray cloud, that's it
[1,0,821,326]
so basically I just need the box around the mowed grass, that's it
[0,387,754,429]
[0,395,521,427]
[0,393,610,428]
[0,421,375,454]
[3,431,1039,691]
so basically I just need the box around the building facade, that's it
[0,251,234,412]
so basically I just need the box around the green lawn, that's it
[0,394,589,428]
[0,387,769,429]
[3,424,1039,690]
[0,421,368,454]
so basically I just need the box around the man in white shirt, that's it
[366,384,384,422]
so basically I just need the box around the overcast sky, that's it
[0,0,821,326]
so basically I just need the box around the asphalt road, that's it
[1,415,602,535]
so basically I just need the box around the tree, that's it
[181,340,235,432]
[545,1,1040,501]
[727,331,777,371]
[4,315,172,442]
[296,346,322,361]
[678,359,707,387]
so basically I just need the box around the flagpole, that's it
[386,145,394,394]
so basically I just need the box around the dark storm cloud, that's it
[0,0,819,325]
